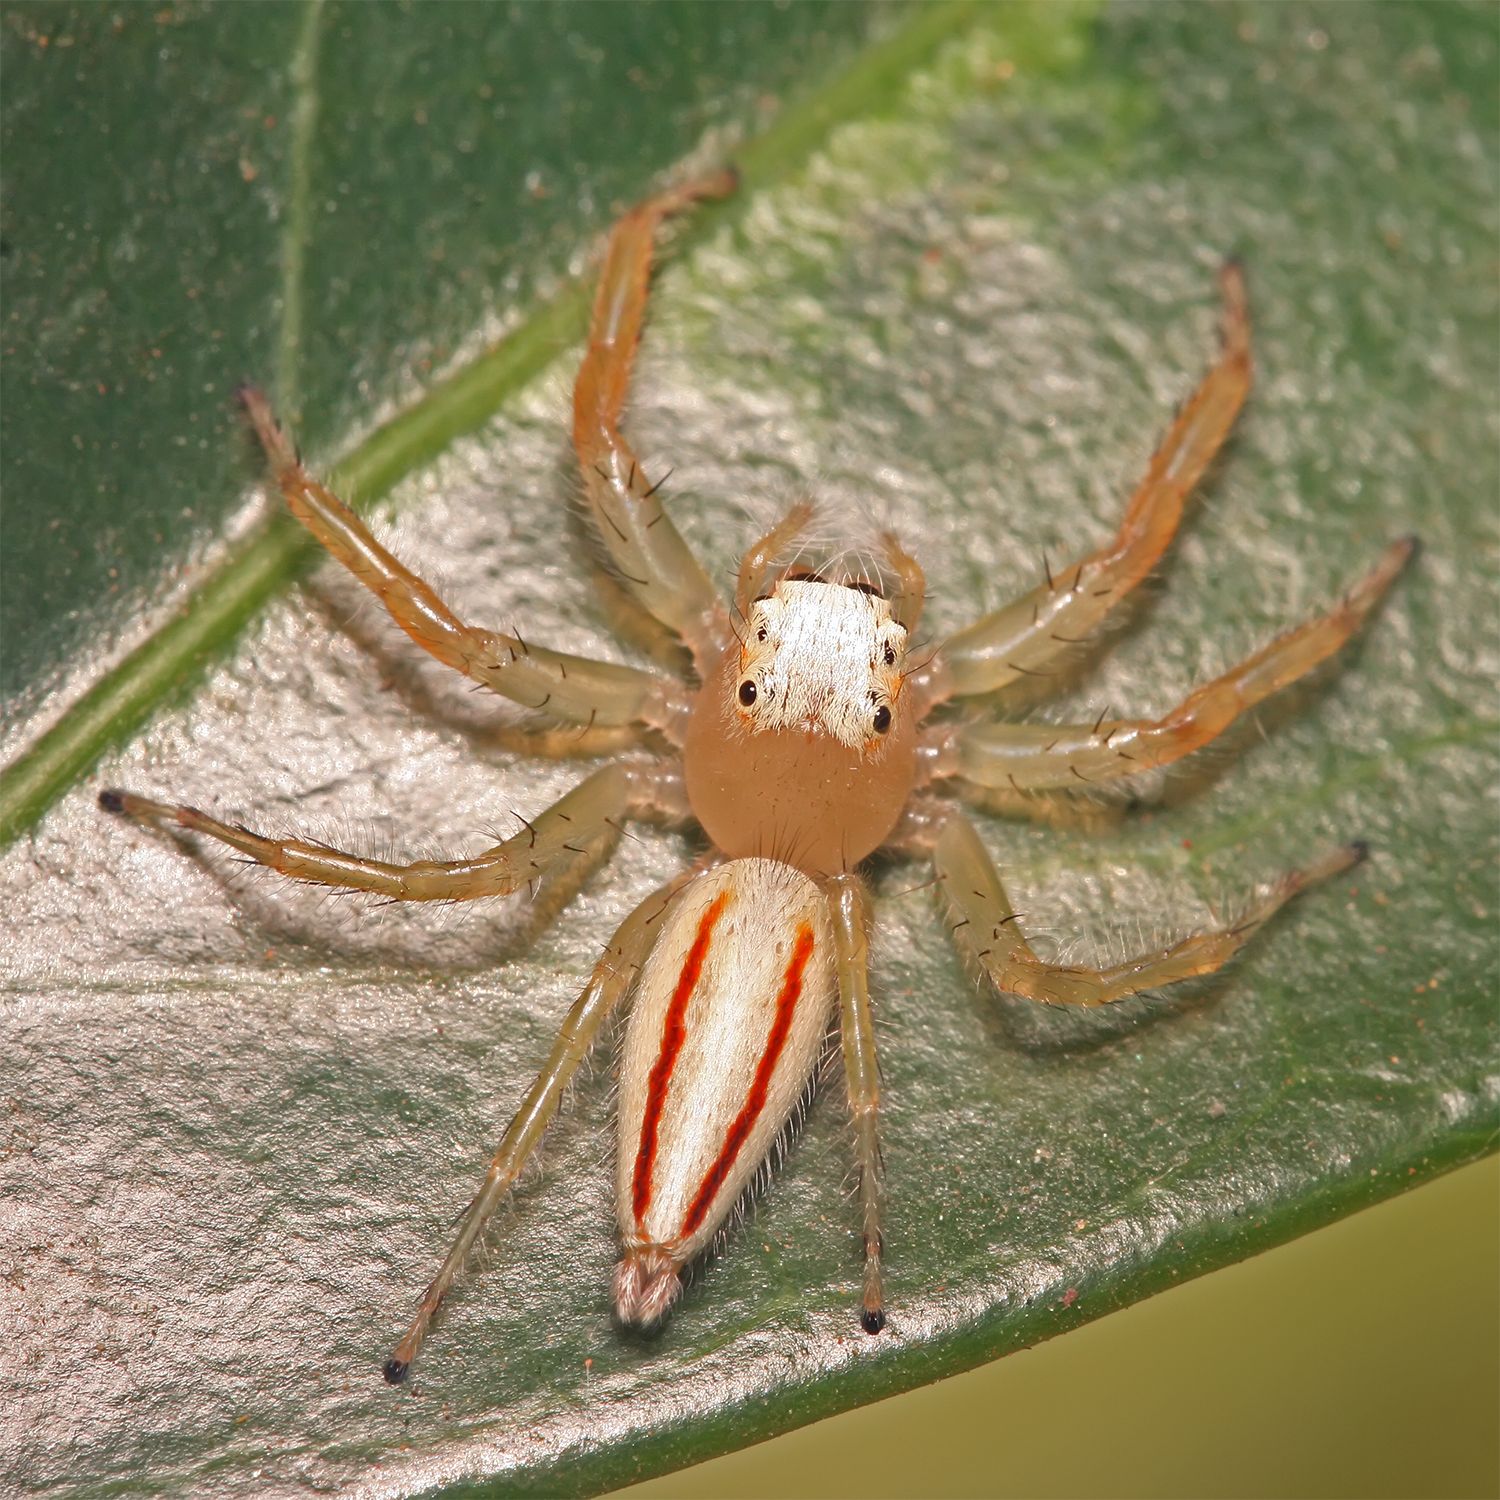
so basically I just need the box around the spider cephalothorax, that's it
[684,569,920,877]
[99,171,1413,1382]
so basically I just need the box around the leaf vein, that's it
[276,0,327,424]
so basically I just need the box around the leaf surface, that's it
[1,3,1495,1496]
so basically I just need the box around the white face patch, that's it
[736,580,907,749]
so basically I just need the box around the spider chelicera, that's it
[99,170,1413,1383]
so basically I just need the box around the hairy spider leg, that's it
[572,171,738,673]
[237,387,685,734]
[928,810,1365,1007]
[824,873,887,1333]
[921,262,1252,710]
[98,761,679,903]
[935,536,1416,792]
[384,875,687,1383]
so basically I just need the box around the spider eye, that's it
[872,704,892,735]
[882,643,897,667]
[756,626,768,642]
[738,680,758,707]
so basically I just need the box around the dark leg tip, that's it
[1397,533,1422,564]
[98,788,126,815]
[860,1308,886,1336]
[382,1358,409,1385]
[232,382,262,408]
[1347,839,1371,866]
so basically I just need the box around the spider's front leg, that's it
[238,389,687,738]
[931,536,1415,793]
[573,171,738,674]
[921,809,1363,1007]
[824,873,887,1334]
[99,760,686,903]
[916,263,1251,713]
[385,872,689,1383]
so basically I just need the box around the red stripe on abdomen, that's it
[632,890,730,1224]
[679,923,816,1239]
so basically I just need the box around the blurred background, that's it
[620,1155,1499,1498]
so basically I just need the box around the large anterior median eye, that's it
[872,704,892,734]
[738,680,757,706]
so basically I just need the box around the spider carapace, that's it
[100,171,1414,1382]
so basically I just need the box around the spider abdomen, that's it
[614,857,836,1325]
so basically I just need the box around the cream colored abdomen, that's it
[613,859,836,1321]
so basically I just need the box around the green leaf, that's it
[2,3,1495,1497]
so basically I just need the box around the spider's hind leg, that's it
[926,810,1364,1008]
[824,873,887,1334]
[384,874,685,1382]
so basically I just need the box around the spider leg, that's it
[573,171,738,674]
[918,263,1252,711]
[823,873,886,1334]
[926,810,1363,1007]
[384,872,687,1382]
[931,537,1415,792]
[99,760,679,903]
[239,388,686,737]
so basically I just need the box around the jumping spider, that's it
[100,171,1414,1382]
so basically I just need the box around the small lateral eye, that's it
[738,679,758,707]
[872,704,892,735]
[756,626,768,642]
[882,643,897,667]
